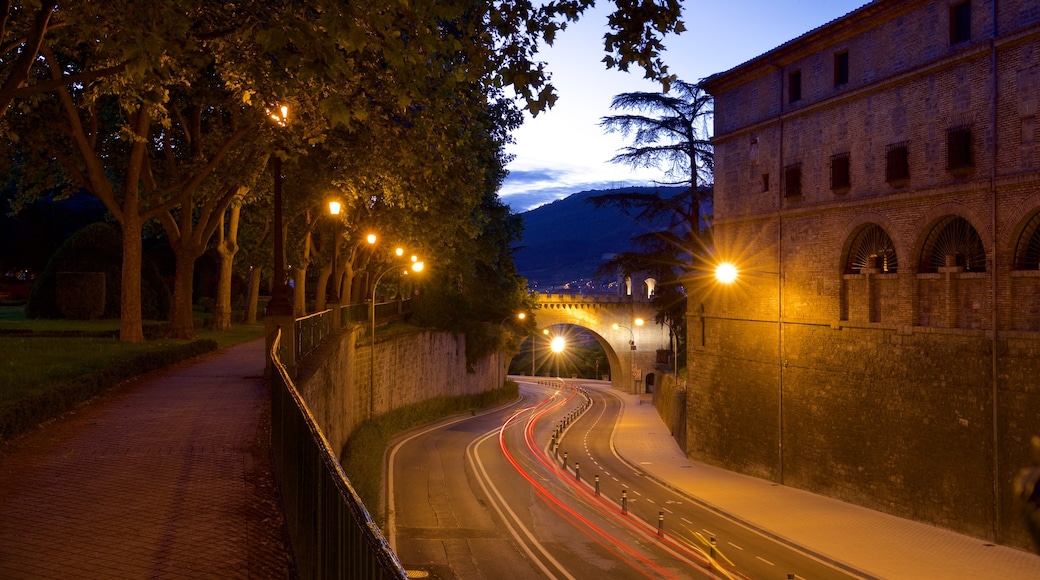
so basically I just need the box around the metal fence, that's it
[296,301,414,361]
[270,330,409,580]
[295,309,333,361]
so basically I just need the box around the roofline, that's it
[702,0,913,94]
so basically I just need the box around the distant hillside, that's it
[513,186,684,290]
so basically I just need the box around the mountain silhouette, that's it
[514,186,684,291]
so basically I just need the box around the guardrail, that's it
[295,309,333,361]
[293,300,413,362]
[269,329,409,580]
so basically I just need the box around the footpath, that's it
[609,388,1040,580]
[0,339,292,580]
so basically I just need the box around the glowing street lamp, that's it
[716,262,738,284]
[369,244,424,415]
[613,318,644,394]
[265,104,292,317]
[498,312,526,386]
[550,335,565,378]
[327,200,342,305]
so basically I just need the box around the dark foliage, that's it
[0,338,216,442]
[25,223,172,320]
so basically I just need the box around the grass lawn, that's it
[0,303,264,430]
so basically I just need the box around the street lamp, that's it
[712,259,785,481]
[369,248,424,416]
[550,335,565,378]
[534,328,550,376]
[613,318,644,394]
[498,312,526,386]
[265,105,293,316]
[327,200,342,305]
[715,262,738,284]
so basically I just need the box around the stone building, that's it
[692,0,1040,549]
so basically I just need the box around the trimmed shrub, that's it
[0,339,217,442]
[56,272,105,319]
[26,223,172,320]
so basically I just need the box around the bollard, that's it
[575,462,580,481]
[622,489,628,515]
[563,451,568,468]
[658,510,664,537]
[710,536,716,559]
[595,475,600,495]
[787,575,794,580]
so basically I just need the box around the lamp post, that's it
[714,260,784,482]
[369,249,424,416]
[613,318,644,394]
[265,105,292,317]
[498,313,525,387]
[327,200,341,305]
[534,328,549,376]
[550,335,565,378]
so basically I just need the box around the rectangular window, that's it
[950,1,971,44]
[762,173,770,192]
[784,164,802,198]
[834,51,849,86]
[788,70,802,103]
[831,153,851,190]
[947,126,973,170]
[886,142,910,182]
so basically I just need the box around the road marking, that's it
[756,556,775,566]
[681,517,692,524]
[727,542,743,550]
[470,427,576,579]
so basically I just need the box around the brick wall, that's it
[697,0,1040,549]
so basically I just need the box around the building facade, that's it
[693,0,1040,548]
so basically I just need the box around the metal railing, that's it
[295,309,333,361]
[299,300,415,355]
[270,329,409,580]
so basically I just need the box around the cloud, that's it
[503,168,568,185]
[499,176,655,213]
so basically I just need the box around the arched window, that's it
[1012,212,1040,270]
[846,224,898,274]
[919,216,986,273]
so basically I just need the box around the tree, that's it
[588,80,714,367]
[2,0,686,342]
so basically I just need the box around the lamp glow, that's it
[367,234,377,244]
[551,336,565,353]
[328,201,341,215]
[716,262,738,283]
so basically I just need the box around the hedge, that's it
[0,339,218,443]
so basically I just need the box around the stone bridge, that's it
[528,288,671,394]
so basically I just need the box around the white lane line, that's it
[681,517,692,524]
[756,556,775,566]
[469,429,576,580]
[727,542,744,550]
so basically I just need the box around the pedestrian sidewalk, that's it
[610,390,1040,580]
[0,339,292,580]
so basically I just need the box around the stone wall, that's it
[687,312,1040,549]
[294,325,502,458]
[695,0,1040,551]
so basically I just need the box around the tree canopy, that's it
[0,0,686,341]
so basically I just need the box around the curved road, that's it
[387,378,864,579]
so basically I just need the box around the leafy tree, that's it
[588,80,714,368]
[1,0,685,342]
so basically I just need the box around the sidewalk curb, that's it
[604,389,879,580]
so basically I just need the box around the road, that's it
[387,378,865,579]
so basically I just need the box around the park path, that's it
[0,338,293,579]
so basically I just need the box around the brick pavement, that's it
[0,339,292,579]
